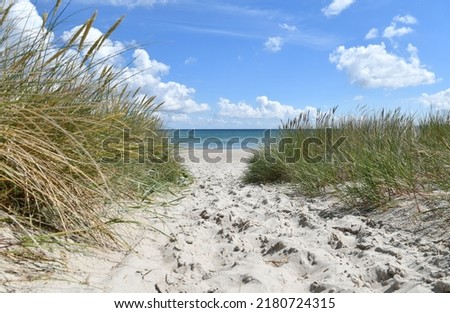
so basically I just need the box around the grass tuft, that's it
[244,107,450,208]
[0,2,185,247]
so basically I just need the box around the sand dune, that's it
[1,149,449,293]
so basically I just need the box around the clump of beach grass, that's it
[244,107,450,208]
[0,1,185,249]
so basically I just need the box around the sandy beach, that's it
[1,149,449,293]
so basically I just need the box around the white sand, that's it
[1,149,449,293]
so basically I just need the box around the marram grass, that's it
[0,2,185,247]
[244,107,450,208]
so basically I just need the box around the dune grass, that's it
[0,1,185,248]
[244,107,450,208]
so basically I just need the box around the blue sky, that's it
[8,0,450,128]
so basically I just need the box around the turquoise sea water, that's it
[168,129,281,149]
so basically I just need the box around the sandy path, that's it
[99,149,449,293]
[1,149,449,292]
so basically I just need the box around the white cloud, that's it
[406,43,418,55]
[322,0,356,17]
[168,113,190,122]
[420,88,450,109]
[62,26,127,66]
[354,95,364,101]
[2,0,50,47]
[394,15,417,25]
[329,43,436,89]
[383,15,417,39]
[61,24,208,114]
[383,25,413,39]
[184,56,197,65]
[279,23,297,32]
[365,28,379,40]
[264,36,284,53]
[119,49,209,113]
[218,96,316,119]
[3,0,209,116]
[131,48,170,76]
[61,26,209,113]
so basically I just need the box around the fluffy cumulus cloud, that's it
[383,24,413,39]
[420,88,450,109]
[5,0,209,115]
[218,96,316,120]
[365,28,379,40]
[393,15,417,25]
[329,43,436,89]
[61,25,208,113]
[62,26,127,66]
[2,0,50,47]
[120,49,209,113]
[264,36,284,53]
[364,15,417,42]
[383,15,417,39]
[322,0,356,17]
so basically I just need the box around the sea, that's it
[166,129,281,150]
